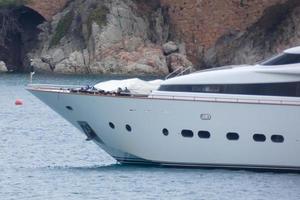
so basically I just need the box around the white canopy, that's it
[94,78,163,94]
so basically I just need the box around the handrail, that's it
[179,66,193,76]
[27,84,84,89]
[165,66,193,80]
[165,67,184,80]
[149,94,300,106]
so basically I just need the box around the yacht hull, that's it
[29,89,300,171]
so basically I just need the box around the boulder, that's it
[166,53,193,72]
[31,58,53,73]
[162,41,179,55]
[0,61,7,72]
[52,48,65,63]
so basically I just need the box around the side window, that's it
[297,83,300,97]
[192,85,222,93]
[198,131,211,139]
[253,134,266,142]
[226,132,239,141]
[261,53,300,65]
[271,135,284,143]
[181,130,194,138]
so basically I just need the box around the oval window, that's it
[162,128,169,136]
[198,131,210,139]
[227,132,239,140]
[181,130,194,138]
[66,106,73,111]
[271,135,284,143]
[126,124,132,132]
[109,122,115,129]
[253,134,266,142]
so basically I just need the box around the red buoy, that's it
[15,99,23,106]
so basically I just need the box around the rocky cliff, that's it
[161,0,300,68]
[0,0,300,74]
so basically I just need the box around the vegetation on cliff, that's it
[0,2,22,46]
[50,11,74,47]
[0,0,30,7]
[87,6,109,36]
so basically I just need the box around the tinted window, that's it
[181,130,194,138]
[261,53,300,65]
[66,106,73,111]
[253,134,266,142]
[271,135,284,143]
[162,128,169,136]
[109,122,115,129]
[159,85,223,93]
[126,124,132,132]
[297,83,300,96]
[227,132,239,140]
[198,131,211,139]
[159,82,300,97]
[192,85,221,93]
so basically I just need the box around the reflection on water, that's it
[1,73,300,200]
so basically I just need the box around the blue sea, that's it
[1,73,300,200]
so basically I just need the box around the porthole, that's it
[126,124,132,132]
[198,131,210,139]
[66,106,73,111]
[253,134,266,142]
[162,128,169,136]
[271,135,284,143]
[226,132,239,140]
[109,122,115,129]
[181,129,194,138]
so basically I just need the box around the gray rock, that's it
[90,58,121,74]
[149,8,169,44]
[52,48,65,63]
[0,61,7,72]
[40,55,55,71]
[178,43,187,55]
[27,0,170,75]
[123,37,143,52]
[166,53,193,72]
[163,41,179,55]
[202,5,300,68]
[31,58,53,73]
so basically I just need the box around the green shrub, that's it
[87,6,109,36]
[50,11,74,48]
[0,0,30,7]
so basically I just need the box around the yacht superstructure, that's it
[27,47,300,170]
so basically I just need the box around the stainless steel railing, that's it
[165,66,193,80]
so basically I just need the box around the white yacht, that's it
[27,47,300,171]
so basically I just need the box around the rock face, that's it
[29,0,178,75]
[26,0,69,21]
[163,41,179,55]
[0,61,7,72]
[19,0,300,74]
[160,0,300,68]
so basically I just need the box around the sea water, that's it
[0,73,300,200]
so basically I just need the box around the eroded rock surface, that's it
[14,0,300,74]
[0,61,7,72]
[29,0,181,75]
[161,0,300,68]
